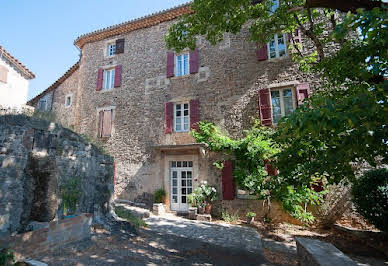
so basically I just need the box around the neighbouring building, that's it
[28,3,318,219]
[0,45,35,108]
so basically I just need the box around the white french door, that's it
[170,161,193,212]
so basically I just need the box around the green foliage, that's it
[221,209,240,223]
[246,211,256,218]
[79,133,109,155]
[33,110,56,122]
[114,206,148,229]
[193,120,325,224]
[0,249,14,266]
[153,188,166,203]
[61,177,82,215]
[352,168,388,232]
[188,181,217,206]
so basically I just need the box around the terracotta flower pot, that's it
[198,206,205,214]
[205,203,212,214]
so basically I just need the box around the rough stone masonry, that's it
[0,114,114,236]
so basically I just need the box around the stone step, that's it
[114,203,151,219]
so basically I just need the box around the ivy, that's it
[192,120,326,224]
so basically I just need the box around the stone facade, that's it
[0,115,113,236]
[28,5,321,215]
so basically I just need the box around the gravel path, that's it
[144,213,263,253]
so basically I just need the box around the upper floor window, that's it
[98,108,114,138]
[174,103,189,132]
[103,68,115,90]
[38,99,47,111]
[175,53,189,77]
[65,94,72,108]
[107,44,116,57]
[271,88,295,123]
[267,33,287,59]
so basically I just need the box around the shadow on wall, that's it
[0,114,114,236]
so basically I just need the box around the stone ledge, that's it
[296,237,357,266]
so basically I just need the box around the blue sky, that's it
[1,0,189,100]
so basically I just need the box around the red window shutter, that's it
[98,111,104,137]
[189,99,200,131]
[0,66,8,83]
[115,38,125,54]
[164,102,173,134]
[265,160,278,176]
[222,160,235,200]
[189,49,199,74]
[113,161,116,186]
[114,65,122,88]
[256,44,268,61]
[102,110,112,137]
[166,52,175,78]
[97,69,103,91]
[258,88,272,126]
[296,83,310,106]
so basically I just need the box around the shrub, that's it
[61,177,82,215]
[221,209,240,223]
[246,212,256,218]
[153,188,166,203]
[0,249,14,266]
[352,168,388,232]
[114,206,148,229]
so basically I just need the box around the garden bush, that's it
[352,168,388,232]
[153,188,166,203]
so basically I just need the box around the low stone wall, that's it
[212,199,301,225]
[0,213,93,261]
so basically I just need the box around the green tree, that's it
[166,0,387,184]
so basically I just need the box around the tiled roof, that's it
[0,45,35,79]
[27,61,79,106]
[74,2,192,48]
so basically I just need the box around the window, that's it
[175,53,189,77]
[267,33,287,59]
[65,95,72,108]
[107,44,116,56]
[174,103,189,132]
[98,108,114,138]
[38,99,47,111]
[270,88,295,123]
[103,68,115,90]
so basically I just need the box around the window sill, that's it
[173,130,190,134]
[170,74,191,80]
[99,88,115,93]
[267,56,289,62]
[65,105,72,109]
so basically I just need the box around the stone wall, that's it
[0,115,113,236]
[0,213,92,261]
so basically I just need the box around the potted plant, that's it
[198,181,217,214]
[190,188,205,214]
[187,193,198,219]
[153,188,166,204]
[246,212,256,224]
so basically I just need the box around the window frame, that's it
[270,87,296,124]
[65,94,72,108]
[174,103,190,133]
[175,52,190,77]
[103,68,115,90]
[267,33,288,59]
[107,43,116,57]
[38,99,47,111]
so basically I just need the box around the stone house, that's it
[28,3,318,218]
[0,45,35,108]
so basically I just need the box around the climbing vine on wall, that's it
[192,120,326,224]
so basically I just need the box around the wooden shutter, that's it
[256,44,268,61]
[114,65,122,88]
[222,160,235,200]
[0,66,8,83]
[98,111,104,137]
[97,69,103,91]
[296,83,310,106]
[189,99,200,131]
[115,38,125,54]
[102,110,112,137]
[164,102,173,134]
[189,49,199,74]
[258,88,272,126]
[166,52,175,78]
